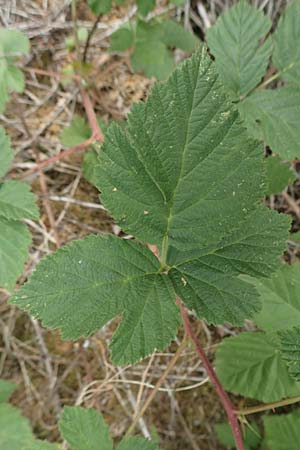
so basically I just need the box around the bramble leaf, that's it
[0,126,13,178]
[273,0,300,86]
[279,326,300,381]
[59,406,113,450]
[215,332,300,402]
[0,403,35,450]
[252,264,300,333]
[0,180,39,221]
[207,0,272,97]
[0,379,17,403]
[239,87,300,159]
[264,412,300,450]
[264,155,296,195]
[11,235,180,364]
[0,218,32,292]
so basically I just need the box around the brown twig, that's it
[125,336,188,437]
[177,298,245,450]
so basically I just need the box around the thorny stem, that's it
[235,395,300,417]
[177,298,245,450]
[125,336,188,438]
[255,61,296,91]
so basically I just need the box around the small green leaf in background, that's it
[169,0,186,6]
[0,126,13,178]
[0,29,30,112]
[215,332,300,402]
[0,218,32,292]
[83,150,99,186]
[130,19,198,79]
[240,87,300,159]
[0,180,39,221]
[207,0,272,97]
[264,412,300,450]
[59,406,113,450]
[60,115,91,147]
[88,0,112,14]
[273,0,300,86]
[279,326,300,382]
[160,20,199,52]
[137,0,156,17]
[65,27,89,50]
[251,264,300,333]
[264,155,296,195]
[0,403,35,450]
[110,28,135,52]
[215,422,261,450]
[0,379,17,403]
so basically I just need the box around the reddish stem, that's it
[177,298,245,450]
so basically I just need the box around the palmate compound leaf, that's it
[215,332,300,402]
[12,47,289,364]
[11,235,180,365]
[206,0,272,98]
[263,412,300,450]
[239,86,300,159]
[279,327,300,382]
[272,0,300,87]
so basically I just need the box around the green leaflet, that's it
[252,264,300,333]
[279,327,300,382]
[11,235,180,364]
[206,0,272,97]
[215,332,300,402]
[273,0,300,86]
[264,155,296,195]
[0,379,17,403]
[215,422,261,450]
[239,86,300,159]
[110,28,135,52]
[0,28,29,112]
[0,403,35,450]
[59,407,113,450]
[263,412,300,450]
[0,180,39,221]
